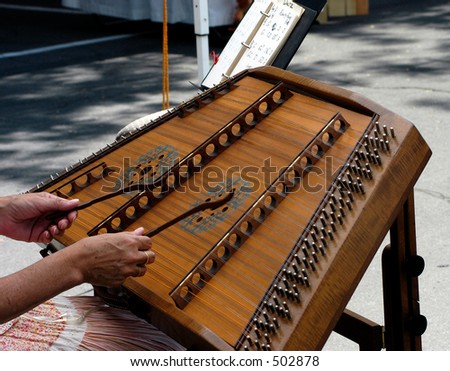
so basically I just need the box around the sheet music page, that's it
[231,1,304,75]
[201,0,273,89]
[201,0,304,89]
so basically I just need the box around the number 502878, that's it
[272,355,320,367]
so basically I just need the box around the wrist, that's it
[56,243,87,287]
[0,195,13,236]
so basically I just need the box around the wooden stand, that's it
[334,190,427,350]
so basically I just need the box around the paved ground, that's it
[0,0,448,350]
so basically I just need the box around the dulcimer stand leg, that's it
[334,190,427,350]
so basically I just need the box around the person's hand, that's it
[69,227,154,287]
[0,193,79,243]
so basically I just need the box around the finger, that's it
[141,250,155,265]
[129,266,147,278]
[132,227,145,236]
[55,211,77,231]
[136,265,147,277]
[56,196,80,211]
[66,210,78,223]
[136,235,152,251]
[49,224,61,237]
[39,230,52,243]
[43,193,79,211]
[56,218,70,231]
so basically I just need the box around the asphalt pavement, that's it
[0,0,449,351]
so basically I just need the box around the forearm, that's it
[0,230,151,323]
[0,247,84,324]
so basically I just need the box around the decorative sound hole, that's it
[179,177,250,235]
[126,174,138,187]
[142,164,156,177]
[113,144,178,191]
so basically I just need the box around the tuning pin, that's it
[330,212,337,223]
[330,221,337,232]
[347,191,354,202]
[359,182,366,194]
[312,251,319,263]
[302,246,309,258]
[375,121,381,132]
[328,230,334,241]
[390,127,396,138]
[329,201,336,212]
[312,224,319,234]
[375,155,382,165]
[246,335,253,346]
[331,193,338,204]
